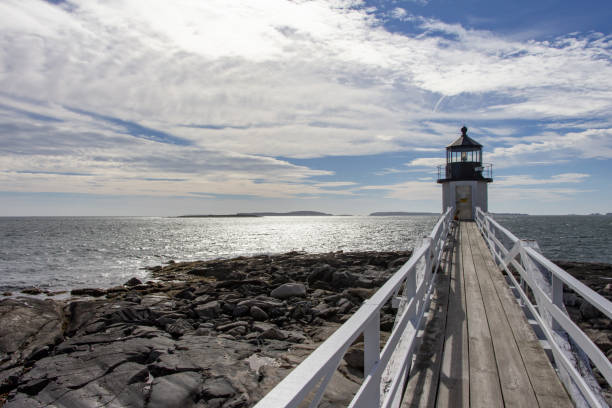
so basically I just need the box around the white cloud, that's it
[0,0,611,207]
[490,186,593,203]
[405,157,445,167]
[494,173,589,187]
[486,128,612,168]
[360,181,441,201]
[391,8,408,21]
[313,182,357,188]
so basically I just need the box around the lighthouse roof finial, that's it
[447,125,482,148]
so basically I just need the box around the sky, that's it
[1,0,611,216]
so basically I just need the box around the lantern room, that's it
[437,126,492,220]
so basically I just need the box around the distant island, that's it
[369,212,440,216]
[178,211,332,218]
[490,213,530,216]
[239,211,332,217]
[178,214,259,218]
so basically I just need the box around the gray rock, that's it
[148,371,201,408]
[226,326,247,337]
[70,287,106,297]
[0,366,22,394]
[344,287,374,300]
[580,302,602,320]
[201,377,236,399]
[165,318,194,337]
[124,277,143,287]
[188,267,229,280]
[343,343,364,370]
[8,362,150,408]
[106,285,128,294]
[216,321,249,332]
[21,287,45,295]
[252,322,275,333]
[563,292,579,307]
[106,305,155,324]
[192,294,211,305]
[174,288,196,300]
[338,301,353,315]
[237,298,283,310]
[285,331,307,343]
[270,283,306,299]
[149,353,200,376]
[232,304,250,317]
[194,327,212,336]
[250,306,269,321]
[195,301,221,319]
[331,271,357,288]
[260,327,287,340]
[65,300,105,336]
[314,303,339,319]
[0,298,64,369]
[156,313,186,327]
[308,264,334,283]
[356,278,373,288]
[140,294,173,308]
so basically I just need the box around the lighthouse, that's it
[437,126,493,220]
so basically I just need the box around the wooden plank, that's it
[466,222,539,408]
[469,223,573,407]
[436,223,469,408]
[401,224,455,408]
[460,222,504,408]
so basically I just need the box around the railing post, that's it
[423,237,433,278]
[404,262,417,301]
[363,313,381,406]
[551,275,564,332]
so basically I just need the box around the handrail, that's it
[255,207,454,408]
[475,207,612,408]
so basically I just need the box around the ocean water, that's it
[0,215,610,293]
[0,216,437,292]
[492,214,612,264]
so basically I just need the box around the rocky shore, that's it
[0,252,609,408]
[0,250,411,408]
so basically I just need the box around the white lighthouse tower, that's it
[437,126,493,220]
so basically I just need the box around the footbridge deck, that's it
[256,209,612,408]
[402,221,571,407]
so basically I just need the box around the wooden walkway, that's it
[400,221,573,408]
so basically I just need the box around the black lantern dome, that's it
[437,126,492,183]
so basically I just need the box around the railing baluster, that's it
[363,313,381,406]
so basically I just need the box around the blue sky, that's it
[0,0,611,215]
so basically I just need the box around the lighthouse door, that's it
[455,185,472,220]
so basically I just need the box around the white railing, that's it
[254,207,454,408]
[475,207,612,408]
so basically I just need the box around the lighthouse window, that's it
[461,152,467,162]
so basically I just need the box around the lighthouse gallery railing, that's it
[254,207,454,408]
[475,207,612,408]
